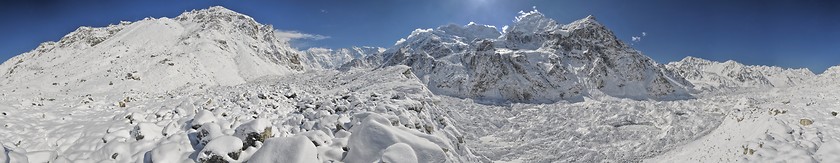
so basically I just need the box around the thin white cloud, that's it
[631,32,647,43]
[273,30,330,43]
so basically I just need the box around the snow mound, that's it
[234,118,276,148]
[249,135,319,163]
[381,143,418,163]
[344,113,446,163]
[198,136,244,162]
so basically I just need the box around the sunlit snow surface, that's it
[3,65,840,162]
[2,6,840,163]
[0,66,482,162]
[442,95,724,162]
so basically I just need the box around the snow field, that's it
[0,66,482,162]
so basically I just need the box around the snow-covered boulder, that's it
[248,135,319,163]
[344,113,446,163]
[93,141,131,162]
[149,143,193,163]
[191,110,217,129]
[130,123,163,141]
[381,143,418,163]
[198,136,243,162]
[162,121,180,137]
[102,129,131,143]
[233,118,275,148]
[196,123,224,146]
[300,130,332,147]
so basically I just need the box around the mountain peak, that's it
[564,15,604,30]
[175,6,253,22]
[584,15,597,20]
[514,9,547,23]
[437,22,501,41]
[507,9,559,34]
[679,56,712,64]
[208,6,232,11]
[201,6,239,15]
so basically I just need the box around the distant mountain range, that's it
[343,10,694,103]
[0,6,834,102]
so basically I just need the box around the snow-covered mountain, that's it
[3,5,840,163]
[345,10,693,103]
[665,56,815,91]
[0,6,481,163]
[819,65,840,78]
[0,6,304,95]
[301,46,383,69]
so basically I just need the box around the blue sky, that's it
[1,0,838,72]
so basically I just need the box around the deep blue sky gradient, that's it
[1,0,838,72]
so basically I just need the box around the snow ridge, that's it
[666,56,815,91]
[301,46,384,69]
[0,6,305,95]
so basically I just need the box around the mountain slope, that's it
[301,46,383,69]
[0,6,482,163]
[819,65,840,78]
[346,10,693,103]
[665,56,815,91]
[0,6,304,95]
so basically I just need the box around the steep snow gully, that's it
[1,6,839,163]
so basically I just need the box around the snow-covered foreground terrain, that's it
[648,74,840,162]
[2,6,840,163]
[0,66,483,162]
[3,65,839,162]
[441,78,840,162]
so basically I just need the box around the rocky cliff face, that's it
[0,6,305,95]
[345,10,693,103]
